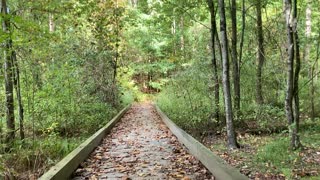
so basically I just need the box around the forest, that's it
[0,0,319,179]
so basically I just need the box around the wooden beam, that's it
[155,105,248,180]
[39,104,131,180]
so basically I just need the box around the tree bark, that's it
[218,0,238,149]
[284,0,294,125]
[180,16,185,52]
[2,0,15,145]
[207,0,220,121]
[230,0,240,113]
[12,51,24,140]
[172,14,177,55]
[284,0,301,150]
[256,0,265,105]
[292,0,301,149]
[238,0,245,66]
[311,32,320,121]
[305,1,314,120]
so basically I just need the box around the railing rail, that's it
[155,105,248,180]
[39,104,131,180]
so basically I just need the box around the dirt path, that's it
[73,103,213,179]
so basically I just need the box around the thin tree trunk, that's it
[207,0,220,121]
[2,0,15,145]
[311,32,320,121]
[180,16,185,52]
[256,0,265,105]
[112,1,120,106]
[172,15,177,55]
[49,13,55,32]
[293,33,301,149]
[218,0,238,149]
[230,0,240,113]
[284,0,301,150]
[12,51,24,140]
[305,1,314,120]
[292,0,301,149]
[239,0,245,66]
[130,0,137,7]
[284,0,294,125]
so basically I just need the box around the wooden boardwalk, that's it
[40,103,247,180]
[72,103,213,179]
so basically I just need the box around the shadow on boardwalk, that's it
[73,102,213,179]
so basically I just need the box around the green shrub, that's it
[157,59,217,134]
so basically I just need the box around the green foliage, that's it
[118,66,146,102]
[157,59,217,133]
[149,79,169,90]
[240,104,286,130]
[0,0,130,178]
[0,136,82,177]
[300,119,320,147]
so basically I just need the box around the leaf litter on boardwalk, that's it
[73,103,214,179]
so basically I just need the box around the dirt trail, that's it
[73,103,213,179]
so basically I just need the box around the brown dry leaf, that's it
[174,174,184,178]
[95,155,102,160]
[121,176,131,180]
[141,164,148,168]
[182,176,191,180]
[73,104,215,180]
[132,149,140,155]
[89,175,98,180]
[85,168,93,172]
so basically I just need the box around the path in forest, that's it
[72,103,213,179]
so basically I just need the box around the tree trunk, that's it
[131,0,138,7]
[207,0,220,121]
[2,0,15,145]
[230,0,240,113]
[180,16,185,52]
[256,0,265,105]
[172,15,177,55]
[284,0,301,150]
[49,13,55,32]
[12,51,24,140]
[292,0,301,149]
[239,0,245,65]
[218,0,238,149]
[284,0,294,125]
[311,33,320,121]
[305,1,314,120]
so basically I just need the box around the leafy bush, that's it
[157,59,218,135]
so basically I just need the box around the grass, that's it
[255,137,299,177]
[0,135,84,179]
[256,137,294,166]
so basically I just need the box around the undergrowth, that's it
[207,121,320,179]
[1,136,83,178]
[0,92,133,179]
[156,57,320,179]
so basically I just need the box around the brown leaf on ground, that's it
[72,103,214,179]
